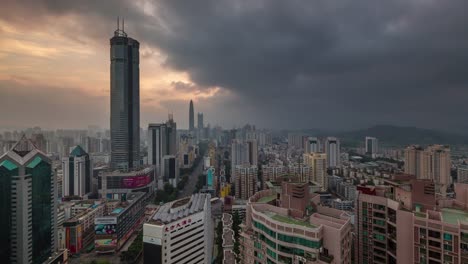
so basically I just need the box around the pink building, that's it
[240,183,352,264]
[357,182,468,264]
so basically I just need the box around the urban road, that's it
[177,159,204,198]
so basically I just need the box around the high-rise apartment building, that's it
[62,145,92,197]
[234,165,258,200]
[246,139,258,166]
[231,139,249,172]
[458,165,468,183]
[189,100,195,132]
[305,136,320,153]
[325,137,340,168]
[110,20,140,170]
[241,186,352,264]
[0,136,57,264]
[356,182,468,264]
[365,136,379,158]
[404,145,451,188]
[303,152,328,191]
[143,193,213,264]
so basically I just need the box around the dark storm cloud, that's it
[143,0,468,130]
[2,0,468,130]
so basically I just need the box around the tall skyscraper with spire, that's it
[110,18,140,170]
[189,100,195,132]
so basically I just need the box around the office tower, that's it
[148,117,177,172]
[189,100,195,132]
[62,145,92,197]
[0,136,57,263]
[143,193,213,264]
[246,139,258,166]
[148,123,167,169]
[365,136,379,158]
[303,152,328,191]
[161,155,179,188]
[234,165,257,200]
[325,137,341,168]
[197,112,204,129]
[241,186,352,264]
[110,19,140,170]
[404,145,451,187]
[305,136,320,153]
[166,115,177,156]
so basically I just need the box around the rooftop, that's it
[257,194,276,204]
[441,208,468,225]
[149,193,210,225]
[263,211,316,228]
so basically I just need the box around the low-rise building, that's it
[94,192,146,253]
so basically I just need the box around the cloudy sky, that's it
[1,0,467,131]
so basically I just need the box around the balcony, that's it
[319,253,334,263]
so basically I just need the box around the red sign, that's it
[122,175,151,188]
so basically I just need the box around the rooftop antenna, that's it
[117,16,120,30]
[122,18,125,32]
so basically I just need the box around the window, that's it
[428,230,441,239]
[443,233,453,241]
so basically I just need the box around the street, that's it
[177,158,204,199]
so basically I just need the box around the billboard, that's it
[122,175,152,188]
[95,217,117,225]
[95,239,117,247]
[95,223,116,235]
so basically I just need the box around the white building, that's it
[143,193,213,264]
[365,136,379,158]
[325,137,341,168]
[305,136,320,153]
[62,145,92,197]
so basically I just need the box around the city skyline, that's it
[1,1,468,132]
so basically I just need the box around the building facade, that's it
[365,137,379,158]
[143,193,213,264]
[110,21,140,170]
[241,188,352,264]
[303,153,328,191]
[325,137,340,168]
[62,145,92,197]
[0,136,57,264]
[234,165,258,200]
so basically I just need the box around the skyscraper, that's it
[110,19,140,170]
[189,100,195,132]
[365,136,379,158]
[197,112,204,129]
[148,116,177,172]
[0,136,57,263]
[325,137,341,168]
[62,145,92,197]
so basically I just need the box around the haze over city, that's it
[1,0,468,131]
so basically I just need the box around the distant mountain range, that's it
[337,125,468,147]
